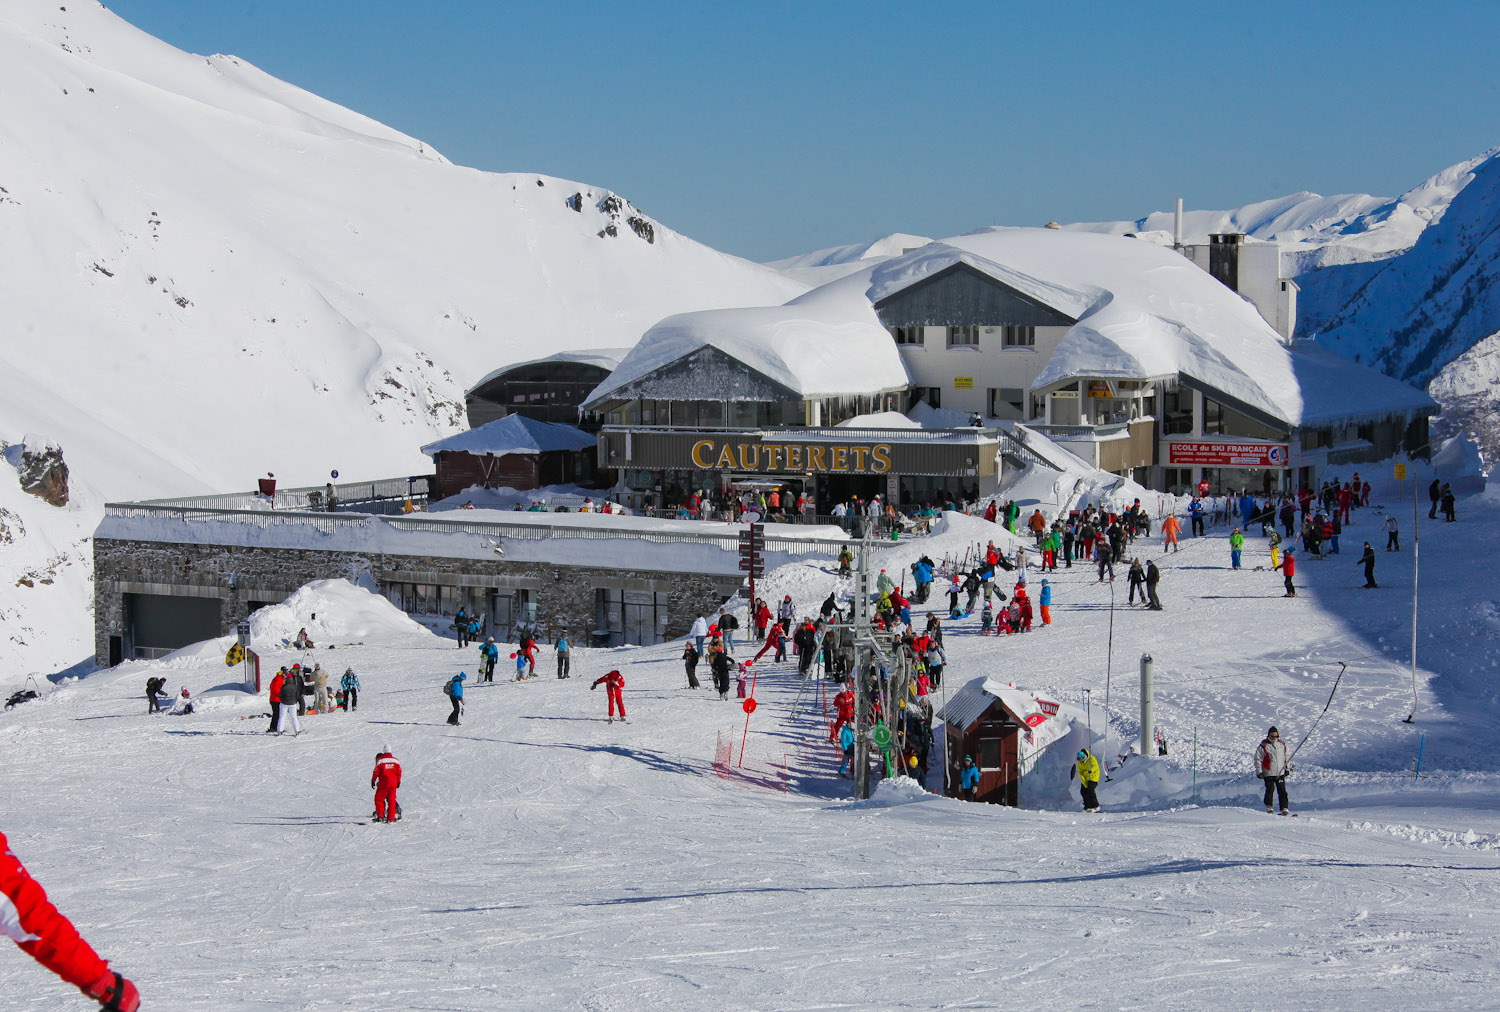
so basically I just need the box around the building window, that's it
[947,325,979,347]
[989,387,1025,417]
[1161,389,1193,435]
[890,326,925,346]
[910,387,940,410]
[1002,325,1035,347]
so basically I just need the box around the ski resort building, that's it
[421,414,601,501]
[936,678,1086,806]
[587,228,1435,501]
[465,348,629,430]
[92,478,841,665]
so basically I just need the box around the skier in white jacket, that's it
[1255,726,1291,814]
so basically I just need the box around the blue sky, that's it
[110,0,1500,262]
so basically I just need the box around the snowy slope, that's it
[4,487,1500,1009]
[0,0,805,673]
[0,0,806,502]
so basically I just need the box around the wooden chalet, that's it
[421,415,599,502]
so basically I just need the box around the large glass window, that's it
[947,325,980,347]
[891,326,925,346]
[1161,389,1193,435]
[1002,325,1035,347]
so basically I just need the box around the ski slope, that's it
[3,488,1499,1009]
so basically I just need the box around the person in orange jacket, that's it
[371,750,403,823]
[1161,514,1181,552]
[591,669,627,723]
[1,830,140,1010]
[267,666,286,734]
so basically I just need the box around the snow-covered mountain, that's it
[0,0,806,673]
[0,0,805,502]
[1061,151,1495,277]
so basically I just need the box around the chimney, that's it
[1173,198,1183,248]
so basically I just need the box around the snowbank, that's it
[249,579,436,649]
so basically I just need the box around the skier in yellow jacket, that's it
[1072,748,1102,812]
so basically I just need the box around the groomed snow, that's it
[5,481,1498,1009]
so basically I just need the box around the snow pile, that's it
[248,579,436,648]
[833,411,922,429]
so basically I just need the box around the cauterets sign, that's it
[597,428,996,478]
[691,439,892,473]
[1167,441,1290,467]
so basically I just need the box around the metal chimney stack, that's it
[1174,198,1184,249]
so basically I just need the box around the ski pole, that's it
[1192,726,1197,804]
[1413,733,1425,779]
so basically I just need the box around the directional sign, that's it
[742,698,757,714]
[870,724,892,748]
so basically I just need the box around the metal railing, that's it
[1023,422,1133,440]
[601,424,999,443]
[133,475,433,514]
[100,502,849,557]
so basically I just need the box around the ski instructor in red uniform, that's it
[1,830,140,1009]
[591,669,626,723]
[371,750,403,823]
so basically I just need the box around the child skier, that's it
[480,637,499,682]
[980,601,994,634]
[591,669,627,723]
[1039,579,1052,626]
[370,749,402,823]
[838,722,856,776]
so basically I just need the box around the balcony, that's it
[1021,418,1155,472]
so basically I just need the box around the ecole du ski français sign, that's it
[1167,442,1290,467]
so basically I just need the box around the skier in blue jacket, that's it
[837,723,856,776]
[340,668,360,711]
[479,638,499,682]
[445,672,465,725]
[1188,499,1205,537]
[960,755,980,800]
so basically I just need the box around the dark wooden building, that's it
[422,415,599,502]
[937,678,1070,806]
[466,349,628,431]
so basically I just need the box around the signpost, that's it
[738,524,764,614]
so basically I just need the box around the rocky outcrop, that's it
[15,438,69,506]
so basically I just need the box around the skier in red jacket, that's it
[267,667,286,734]
[1,830,140,1010]
[831,688,855,741]
[591,669,627,722]
[370,750,403,823]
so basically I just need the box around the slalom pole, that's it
[1413,733,1425,779]
[1288,661,1347,765]
[1192,727,1198,804]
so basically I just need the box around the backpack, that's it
[442,679,454,696]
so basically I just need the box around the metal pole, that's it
[1192,727,1197,804]
[1103,576,1114,772]
[854,536,872,800]
[1405,468,1420,722]
[1139,654,1154,758]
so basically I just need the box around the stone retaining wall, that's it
[94,537,743,665]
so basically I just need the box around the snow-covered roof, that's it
[468,348,631,396]
[1288,340,1437,426]
[582,272,910,406]
[936,677,1070,750]
[420,414,596,457]
[864,228,1438,428]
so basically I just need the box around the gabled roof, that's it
[581,274,911,408]
[420,414,596,457]
[468,348,631,397]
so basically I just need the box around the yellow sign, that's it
[953,376,974,390]
[690,440,892,474]
[225,644,244,667]
[1394,463,1407,480]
